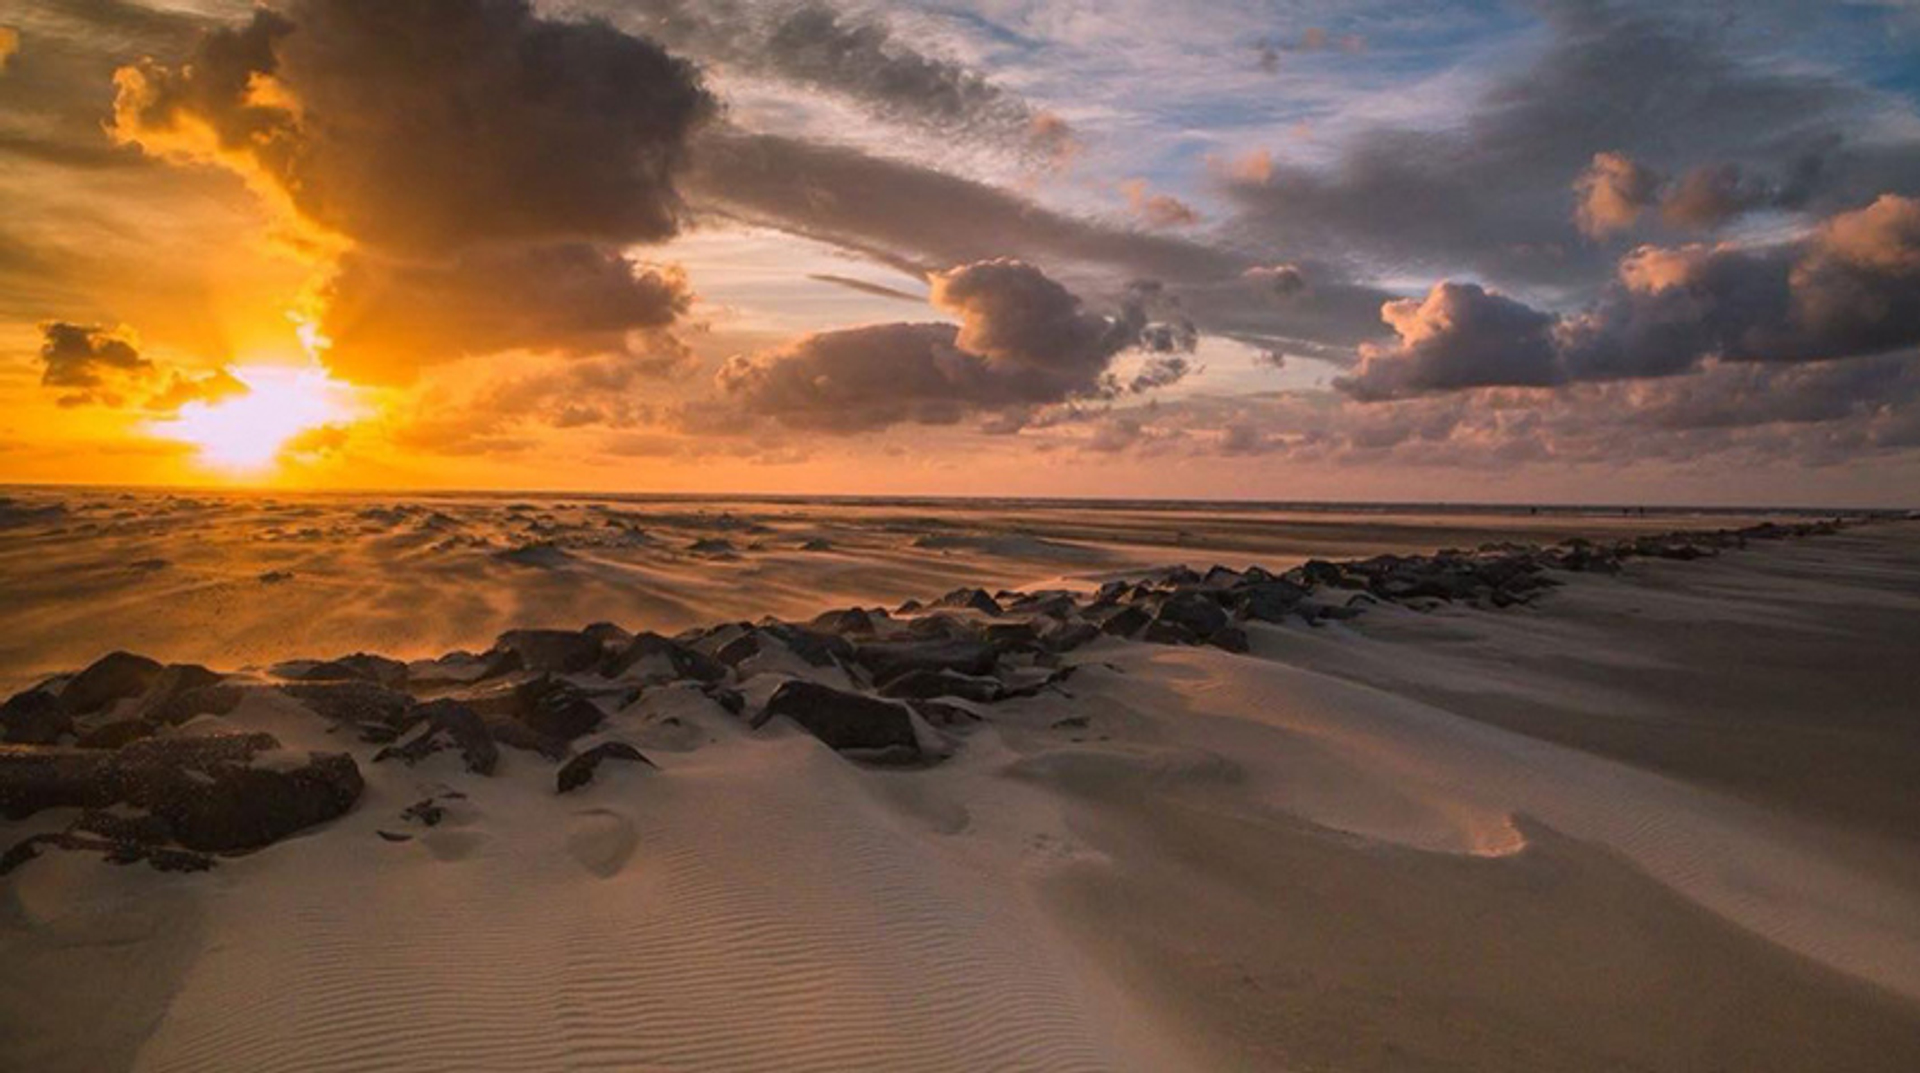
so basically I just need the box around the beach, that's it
[3,492,1917,1071]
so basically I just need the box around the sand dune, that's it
[3,494,1918,1071]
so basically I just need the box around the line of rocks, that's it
[0,516,1861,874]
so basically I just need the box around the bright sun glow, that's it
[145,364,360,472]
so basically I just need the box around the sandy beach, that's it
[2,493,1917,1072]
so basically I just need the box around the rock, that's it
[494,629,604,674]
[0,745,114,818]
[482,715,570,760]
[1,689,70,745]
[934,588,1003,615]
[877,669,1004,704]
[129,664,227,721]
[112,738,364,853]
[605,632,728,682]
[1097,604,1152,638]
[1207,626,1251,653]
[375,700,498,775]
[280,680,416,731]
[142,683,243,726]
[1142,619,1199,645]
[1039,621,1101,653]
[77,718,157,750]
[982,621,1041,649]
[809,607,878,636]
[757,624,853,667]
[60,651,163,714]
[581,622,633,648]
[277,653,407,688]
[851,639,998,682]
[909,699,983,728]
[714,631,762,667]
[1238,580,1309,623]
[1299,560,1344,587]
[753,680,920,757]
[556,741,655,793]
[1202,565,1245,588]
[1154,592,1230,638]
[512,676,605,740]
[1,832,213,876]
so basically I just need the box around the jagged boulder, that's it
[753,680,920,758]
[60,651,164,714]
[375,700,498,775]
[1,689,70,745]
[851,639,998,682]
[493,629,604,674]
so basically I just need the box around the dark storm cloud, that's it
[320,245,692,385]
[600,0,1076,160]
[109,0,715,379]
[113,0,714,256]
[1338,195,1920,399]
[718,260,1190,431]
[38,321,150,404]
[1221,1,1916,289]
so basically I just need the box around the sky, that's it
[2,0,1919,505]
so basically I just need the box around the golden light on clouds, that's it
[143,363,361,472]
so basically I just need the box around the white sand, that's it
[3,494,1918,1071]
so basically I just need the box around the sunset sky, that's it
[4,0,1919,504]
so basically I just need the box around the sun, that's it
[146,363,361,472]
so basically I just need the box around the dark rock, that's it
[110,735,364,853]
[1142,619,1199,645]
[1,832,213,876]
[715,631,762,667]
[556,741,655,793]
[74,807,172,845]
[482,715,570,761]
[280,680,416,731]
[983,622,1040,649]
[605,632,728,682]
[1207,626,1251,653]
[906,614,979,642]
[1238,580,1310,623]
[934,588,1003,615]
[494,629,604,674]
[0,745,115,818]
[132,664,229,723]
[909,699,983,728]
[77,718,157,750]
[1202,566,1245,588]
[375,700,497,775]
[60,651,163,714]
[1040,621,1101,653]
[1154,592,1230,638]
[877,669,1004,704]
[1,689,70,744]
[278,653,408,688]
[581,622,633,649]
[753,680,920,756]
[758,624,853,667]
[1299,560,1344,587]
[1051,716,1091,730]
[809,607,878,635]
[1098,604,1152,638]
[852,639,998,682]
[376,830,412,842]
[512,676,605,740]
